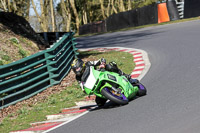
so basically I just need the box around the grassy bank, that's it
[0,50,135,133]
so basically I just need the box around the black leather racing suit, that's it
[75,59,127,83]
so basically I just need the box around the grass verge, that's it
[0,50,135,133]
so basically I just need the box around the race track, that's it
[49,20,200,133]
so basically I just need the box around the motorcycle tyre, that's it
[136,83,147,96]
[101,88,128,105]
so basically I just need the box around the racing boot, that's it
[95,97,107,107]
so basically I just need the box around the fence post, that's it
[45,52,54,85]
[71,33,79,58]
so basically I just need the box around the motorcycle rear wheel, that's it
[101,87,128,105]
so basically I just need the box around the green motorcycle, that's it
[83,66,147,106]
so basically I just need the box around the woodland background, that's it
[0,0,161,34]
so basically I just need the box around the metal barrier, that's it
[0,32,78,109]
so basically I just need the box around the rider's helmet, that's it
[71,58,86,76]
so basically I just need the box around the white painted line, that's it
[135,61,145,65]
[132,52,141,55]
[134,66,145,69]
[133,54,142,58]
[134,49,151,81]
[131,71,142,75]
[75,101,95,106]
[43,105,97,133]
[30,117,73,126]
[79,48,92,51]
[128,51,138,54]
[10,131,35,133]
[125,50,135,53]
[46,113,80,120]
[134,58,143,61]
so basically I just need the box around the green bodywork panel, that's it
[83,67,138,100]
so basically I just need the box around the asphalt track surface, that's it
[49,20,200,133]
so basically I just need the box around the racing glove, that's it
[99,58,106,69]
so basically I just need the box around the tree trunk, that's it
[61,0,67,31]
[100,0,106,19]
[83,9,88,24]
[83,4,88,24]
[111,0,118,14]
[119,0,125,12]
[31,0,48,32]
[7,0,11,12]
[12,0,17,11]
[66,13,72,32]
[128,0,131,10]
[0,0,7,11]
[106,0,111,17]
[31,0,41,23]
[40,0,47,32]
[25,0,30,20]
[61,0,71,32]
[69,0,80,33]
[50,0,56,32]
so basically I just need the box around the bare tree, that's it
[100,0,106,19]
[0,0,30,20]
[127,0,132,10]
[82,2,88,24]
[69,0,80,33]
[106,0,111,17]
[118,0,125,12]
[61,0,72,32]
[111,0,118,14]
[50,0,56,32]
[31,0,48,32]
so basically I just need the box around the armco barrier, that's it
[0,32,78,109]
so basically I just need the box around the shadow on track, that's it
[76,30,163,48]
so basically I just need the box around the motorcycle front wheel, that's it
[136,83,147,96]
[101,87,128,105]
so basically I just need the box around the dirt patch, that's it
[0,12,48,49]
[0,23,40,64]
[0,70,75,122]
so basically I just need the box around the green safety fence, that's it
[0,32,78,109]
